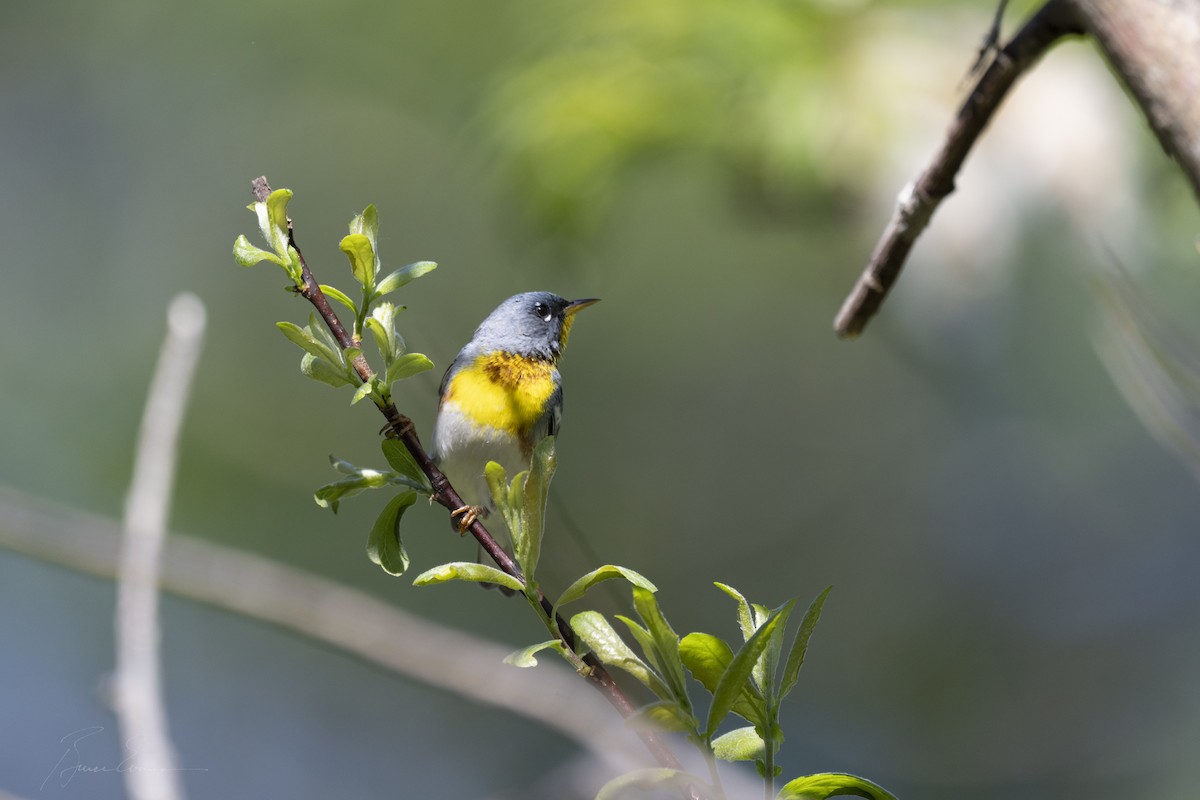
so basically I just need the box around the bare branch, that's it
[114,293,207,800]
[967,0,1011,77]
[833,0,1083,338]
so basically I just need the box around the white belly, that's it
[432,404,528,512]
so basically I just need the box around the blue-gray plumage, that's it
[432,292,599,533]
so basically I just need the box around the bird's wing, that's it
[437,352,469,404]
[544,383,563,439]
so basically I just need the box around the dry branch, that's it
[834,0,1084,338]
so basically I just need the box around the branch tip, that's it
[251,176,272,203]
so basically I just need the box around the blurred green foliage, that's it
[482,0,1021,242]
[485,0,870,239]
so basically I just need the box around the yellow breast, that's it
[444,352,557,438]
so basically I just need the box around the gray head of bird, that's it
[467,292,599,361]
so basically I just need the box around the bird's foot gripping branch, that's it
[233,177,897,800]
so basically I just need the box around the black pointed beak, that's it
[564,298,600,316]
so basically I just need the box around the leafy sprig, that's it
[237,191,435,410]
[575,583,895,800]
[233,180,897,800]
[235,188,437,573]
[415,439,892,800]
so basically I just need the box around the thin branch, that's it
[966,0,1012,78]
[833,0,1083,338]
[249,178,697,791]
[0,488,644,771]
[114,293,207,800]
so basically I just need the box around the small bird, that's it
[433,292,599,536]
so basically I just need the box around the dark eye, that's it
[533,302,552,321]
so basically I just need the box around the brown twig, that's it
[833,0,1083,338]
[966,0,1011,79]
[249,178,698,793]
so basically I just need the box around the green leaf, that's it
[412,561,524,593]
[679,632,766,728]
[614,615,664,675]
[350,379,374,405]
[282,250,302,284]
[775,773,898,800]
[626,701,695,734]
[752,603,771,628]
[780,586,832,700]
[329,454,361,475]
[277,321,339,364]
[253,188,292,258]
[233,235,282,267]
[247,188,299,282]
[320,284,358,315]
[300,352,355,388]
[633,587,690,713]
[759,602,790,701]
[366,303,398,364]
[715,582,757,643]
[715,583,775,692]
[364,316,388,356]
[385,353,434,385]
[507,466,525,515]
[706,600,795,738]
[680,632,730,692]
[484,460,511,514]
[313,470,393,512]
[554,565,657,613]
[518,436,556,582]
[375,260,437,297]
[503,639,569,668]
[366,490,416,577]
[381,439,431,492]
[570,611,672,701]
[484,462,524,544]
[595,769,707,800]
[340,233,376,290]
[264,188,291,241]
[713,726,766,762]
[349,204,379,248]
[307,312,344,358]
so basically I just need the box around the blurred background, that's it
[4,0,1200,798]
